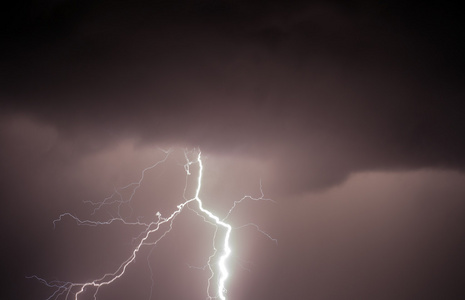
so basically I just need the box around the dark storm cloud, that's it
[2,0,464,194]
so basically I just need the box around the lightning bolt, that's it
[30,148,275,300]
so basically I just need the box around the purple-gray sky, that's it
[1,1,465,299]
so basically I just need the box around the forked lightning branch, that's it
[31,148,276,300]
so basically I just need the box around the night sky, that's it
[2,1,465,299]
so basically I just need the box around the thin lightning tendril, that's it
[30,148,275,300]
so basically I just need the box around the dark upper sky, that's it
[1,1,465,299]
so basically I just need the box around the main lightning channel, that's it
[194,152,232,300]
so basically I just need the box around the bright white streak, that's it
[194,151,232,300]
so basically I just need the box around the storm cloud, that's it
[2,0,464,193]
